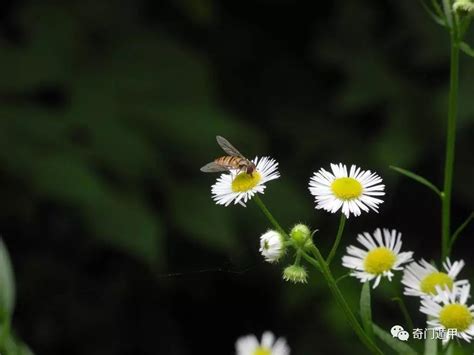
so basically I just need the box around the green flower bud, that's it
[453,0,474,12]
[283,265,308,284]
[289,224,314,249]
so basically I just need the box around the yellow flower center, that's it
[331,177,363,200]
[420,272,454,295]
[364,247,396,274]
[231,171,261,192]
[439,304,473,331]
[253,347,271,355]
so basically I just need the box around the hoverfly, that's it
[200,136,256,175]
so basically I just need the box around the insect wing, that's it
[200,162,230,173]
[216,136,245,158]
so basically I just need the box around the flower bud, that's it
[289,224,313,249]
[282,265,308,284]
[453,0,474,12]
[259,230,285,263]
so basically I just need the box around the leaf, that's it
[30,155,164,267]
[17,342,35,355]
[449,212,474,254]
[0,240,15,318]
[417,0,446,26]
[460,42,474,58]
[170,185,239,253]
[373,324,417,355]
[0,3,89,91]
[360,282,374,340]
[133,102,261,163]
[0,330,35,355]
[390,165,442,197]
[86,194,165,268]
[31,155,108,205]
[441,0,453,28]
[87,120,157,180]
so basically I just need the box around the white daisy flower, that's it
[342,228,413,288]
[211,157,280,207]
[236,331,290,355]
[420,284,474,344]
[259,230,285,263]
[308,163,385,218]
[402,258,468,299]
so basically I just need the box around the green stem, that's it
[294,250,302,265]
[441,29,460,259]
[302,251,378,351]
[253,195,288,237]
[300,249,321,271]
[310,245,384,355]
[326,214,346,266]
[253,196,381,354]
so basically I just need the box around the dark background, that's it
[0,0,472,354]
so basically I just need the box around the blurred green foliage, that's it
[0,1,260,268]
[0,240,34,354]
[0,0,472,354]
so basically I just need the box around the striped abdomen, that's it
[214,156,248,169]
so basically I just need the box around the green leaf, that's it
[360,282,374,340]
[170,185,239,253]
[431,0,447,19]
[17,342,35,355]
[0,240,15,318]
[373,324,417,355]
[0,330,35,355]
[86,195,165,268]
[460,42,474,58]
[29,155,164,267]
[390,165,442,197]
[449,212,474,253]
[87,120,158,180]
[417,0,446,26]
